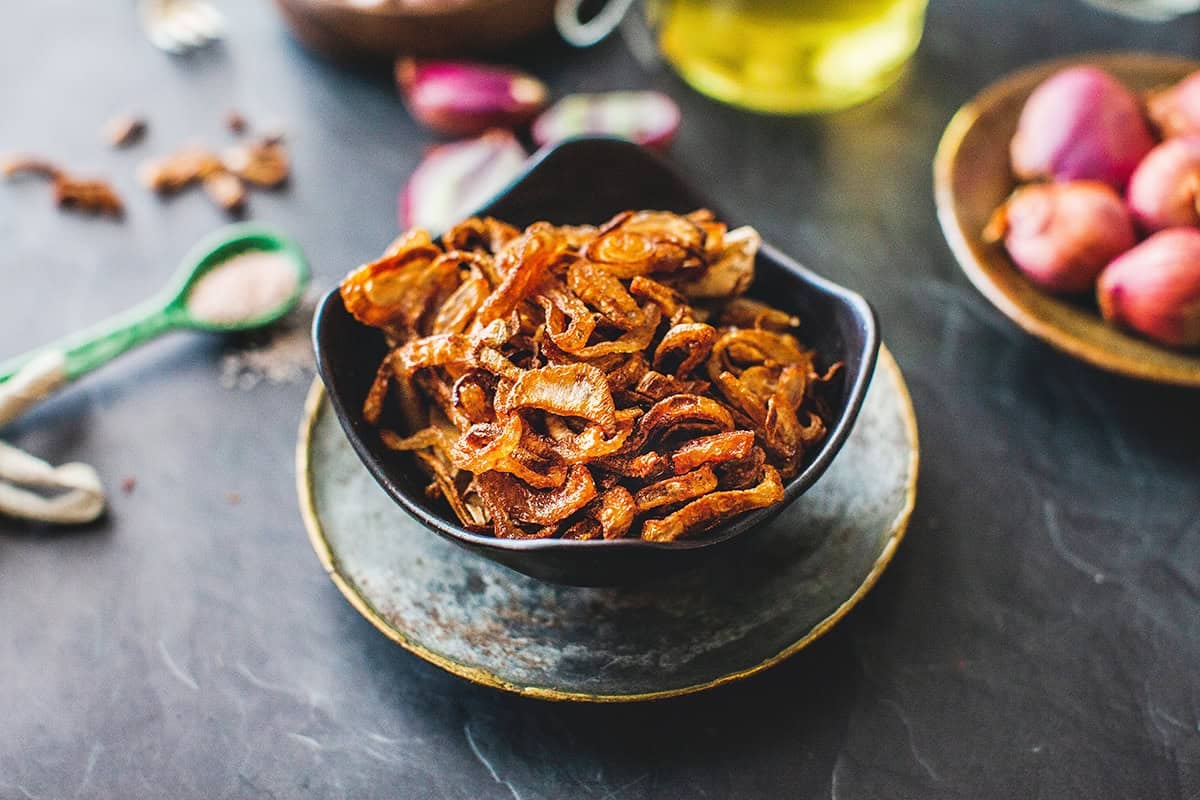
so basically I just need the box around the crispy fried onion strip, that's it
[342,210,837,542]
[532,408,639,463]
[708,328,811,383]
[719,297,799,331]
[415,451,482,529]
[670,431,755,475]
[475,223,564,326]
[340,229,447,330]
[567,304,662,359]
[677,225,759,299]
[634,466,718,513]
[450,414,524,474]
[634,370,709,402]
[641,465,784,542]
[362,359,393,424]
[475,465,596,533]
[568,486,639,540]
[442,216,520,256]
[537,278,598,351]
[629,275,691,322]
[568,260,644,329]
[495,364,617,435]
[392,318,515,375]
[653,322,716,378]
[631,393,734,448]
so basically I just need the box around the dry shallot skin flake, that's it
[103,114,147,148]
[1,155,124,217]
[340,209,841,542]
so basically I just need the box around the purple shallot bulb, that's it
[396,59,549,138]
[400,130,528,234]
[1098,228,1200,348]
[985,181,1136,294]
[1010,67,1155,190]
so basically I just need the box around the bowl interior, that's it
[934,52,1200,387]
[314,137,879,558]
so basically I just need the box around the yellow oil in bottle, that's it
[654,0,928,114]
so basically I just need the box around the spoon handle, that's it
[0,301,181,386]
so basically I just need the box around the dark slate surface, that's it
[1,1,1198,798]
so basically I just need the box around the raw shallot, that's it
[1010,67,1155,189]
[532,91,681,151]
[985,181,1135,293]
[396,59,549,137]
[1097,228,1200,348]
[1147,70,1200,139]
[1126,137,1200,232]
[400,129,528,233]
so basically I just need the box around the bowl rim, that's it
[290,0,540,20]
[314,136,881,553]
[932,51,1200,388]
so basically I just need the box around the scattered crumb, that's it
[226,110,248,135]
[223,137,289,188]
[225,491,242,505]
[219,294,317,391]
[1,154,61,180]
[2,154,123,217]
[138,146,223,193]
[54,177,124,216]
[104,114,147,148]
[202,170,247,214]
[139,131,290,214]
[121,476,137,495]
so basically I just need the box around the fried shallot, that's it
[340,209,839,542]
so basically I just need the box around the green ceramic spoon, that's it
[0,223,310,386]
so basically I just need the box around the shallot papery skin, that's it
[990,181,1136,293]
[396,59,549,137]
[1126,137,1200,232]
[1148,70,1200,139]
[1098,228,1200,348]
[400,129,527,233]
[1010,67,1155,189]
[532,92,681,151]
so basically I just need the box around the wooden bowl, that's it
[272,0,556,61]
[934,52,1200,387]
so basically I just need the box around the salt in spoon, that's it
[0,223,310,394]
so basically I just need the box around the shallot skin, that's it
[1147,70,1200,139]
[1097,228,1200,348]
[532,92,681,151]
[990,181,1136,293]
[1126,137,1200,233]
[1010,67,1155,190]
[399,129,528,233]
[396,59,549,137]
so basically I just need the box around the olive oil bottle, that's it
[654,0,928,113]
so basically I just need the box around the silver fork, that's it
[137,0,224,54]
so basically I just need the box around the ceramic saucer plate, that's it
[296,347,918,702]
[934,52,1200,387]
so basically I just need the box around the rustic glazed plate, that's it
[934,52,1200,387]
[296,347,918,702]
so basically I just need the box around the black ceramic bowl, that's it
[313,137,879,586]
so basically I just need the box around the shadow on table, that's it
[344,580,887,796]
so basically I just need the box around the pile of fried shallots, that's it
[340,210,839,543]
